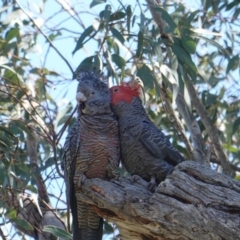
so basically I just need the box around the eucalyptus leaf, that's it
[137,64,154,89]
[13,218,34,231]
[153,7,177,33]
[5,28,19,42]
[110,11,126,22]
[226,54,239,73]
[111,54,126,69]
[126,5,132,33]
[90,0,106,8]
[160,64,178,85]
[72,26,95,55]
[136,31,143,58]
[171,44,197,72]
[110,27,125,44]
[43,225,72,240]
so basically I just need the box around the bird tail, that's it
[73,200,103,240]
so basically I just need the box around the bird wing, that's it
[138,120,185,166]
[62,119,81,236]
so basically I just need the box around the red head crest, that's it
[110,81,141,105]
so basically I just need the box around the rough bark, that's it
[76,161,240,240]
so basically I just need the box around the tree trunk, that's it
[76,161,240,240]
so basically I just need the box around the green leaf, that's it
[152,44,163,64]
[110,11,126,22]
[72,26,94,55]
[181,34,196,54]
[43,225,72,240]
[233,7,240,20]
[126,5,132,33]
[104,221,114,233]
[160,64,178,85]
[170,54,178,70]
[74,56,95,79]
[137,64,154,89]
[110,27,125,44]
[94,54,103,70]
[226,54,239,73]
[7,208,17,219]
[36,79,46,101]
[13,219,34,231]
[233,118,240,134]
[43,157,56,169]
[105,50,119,83]
[0,64,26,85]
[90,0,106,8]
[0,126,16,139]
[9,121,24,142]
[13,120,32,136]
[154,7,177,33]
[99,5,111,24]
[136,31,143,58]
[226,1,237,10]
[5,28,19,42]
[171,40,197,72]
[0,162,7,184]
[206,93,218,106]
[132,15,136,27]
[48,31,62,41]
[223,144,238,153]
[191,33,229,56]
[25,185,38,194]
[183,10,199,26]
[106,38,119,54]
[55,104,72,128]
[111,54,126,69]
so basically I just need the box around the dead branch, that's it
[76,161,240,240]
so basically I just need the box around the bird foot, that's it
[148,176,157,192]
[131,175,143,183]
[75,173,86,188]
[110,175,121,183]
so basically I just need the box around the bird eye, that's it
[114,88,118,92]
[91,92,95,95]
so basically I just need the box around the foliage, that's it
[0,0,239,239]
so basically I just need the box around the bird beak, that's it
[76,91,86,103]
[76,91,87,114]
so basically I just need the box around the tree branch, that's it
[158,81,195,161]
[176,92,207,164]
[145,0,173,41]
[185,75,232,176]
[76,161,240,240]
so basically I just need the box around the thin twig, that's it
[15,0,74,75]
[0,227,7,240]
[42,200,67,230]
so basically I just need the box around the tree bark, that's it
[76,161,240,240]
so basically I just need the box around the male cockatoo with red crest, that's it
[110,80,185,191]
